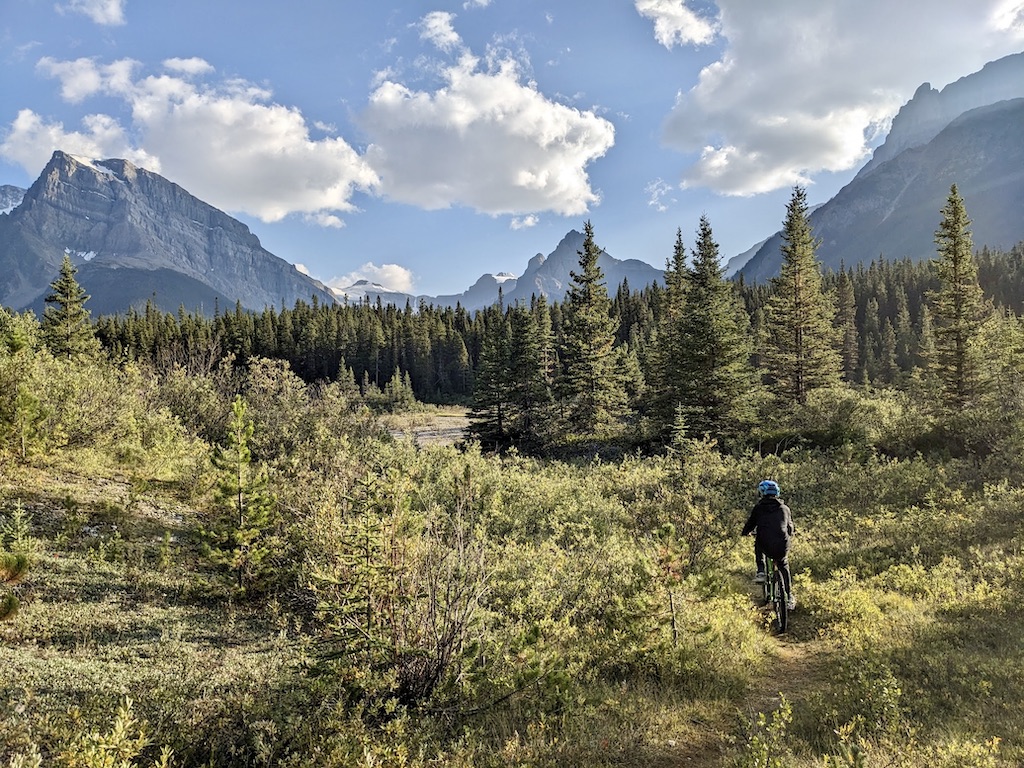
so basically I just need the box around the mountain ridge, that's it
[738,95,1024,282]
[0,151,336,313]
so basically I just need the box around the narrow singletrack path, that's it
[678,582,829,768]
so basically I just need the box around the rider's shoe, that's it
[786,595,796,610]
[754,571,766,584]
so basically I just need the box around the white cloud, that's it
[663,0,1024,196]
[464,0,491,7]
[330,263,416,293]
[419,12,462,52]
[4,58,379,226]
[645,178,676,212]
[0,108,158,170]
[360,50,614,217]
[57,0,125,25]
[36,56,137,102]
[163,57,215,77]
[992,0,1024,35]
[510,214,539,229]
[294,263,310,275]
[304,212,345,228]
[635,0,717,48]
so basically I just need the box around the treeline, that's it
[21,184,1024,455]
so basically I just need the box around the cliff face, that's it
[857,52,1024,178]
[739,98,1024,283]
[0,151,334,313]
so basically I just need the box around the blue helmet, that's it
[758,480,780,497]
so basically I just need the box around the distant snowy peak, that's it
[494,271,516,283]
[333,279,413,304]
[0,185,26,215]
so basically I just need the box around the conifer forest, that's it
[3,185,1024,766]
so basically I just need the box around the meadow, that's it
[3,382,1023,767]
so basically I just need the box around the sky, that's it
[1,1,1023,297]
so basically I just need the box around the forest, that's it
[1,184,1024,766]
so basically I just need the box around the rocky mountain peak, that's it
[858,51,1024,178]
[0,150,335,313]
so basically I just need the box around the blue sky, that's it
[1,1,1023,296]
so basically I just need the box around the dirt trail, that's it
[681,588,828,768]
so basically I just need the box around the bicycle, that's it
[761,556,788,633]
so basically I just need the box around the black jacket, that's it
[742,496,794,556]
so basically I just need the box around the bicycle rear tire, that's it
[772,571,788,633]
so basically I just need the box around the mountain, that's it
[334,230,664,311]
[857,52,1024,178]
[738,53,1024,283]
[0,185,24,215]
[433,271,515,309]
[0,151,336,314]
[502,229,663,307]
[333,279,417,307]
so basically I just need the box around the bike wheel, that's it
[772,571,788,633]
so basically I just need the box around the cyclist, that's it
[742,479,795,610]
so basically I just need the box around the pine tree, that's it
[558,221,627,435]
[41,254,101,361]
[201,395,277,595]
[469,302,512,445]
[649,229,689,435]
[507,303,553,445]
[835,267,859,382]
[764,187,841,404]
[893,286,916,375]
[929,184,988,410]
[675,215,756,441]
[0,504,32,621]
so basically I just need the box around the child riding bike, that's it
[742,479,795,610]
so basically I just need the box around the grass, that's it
[3,445,1024,766]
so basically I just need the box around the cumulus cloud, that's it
[510,214,539,229]
[0,108,158,170]
[360,50,614,216]
[36,57,137,102]
[662,0,1024,196]
[58,0,125,25]
[992,0,1024,35]
[4,57,379,225]
[330,263,416,293]
[419,12,462,52]
[634,0,717,48]
[163,57,215,77]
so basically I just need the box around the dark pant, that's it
[755,542,792,596]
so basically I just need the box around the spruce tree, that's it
[507,303,553,445]
[558,221,627,435]
[469,302,512,445]
[929,184,988,410]
[201,395,277,595]
[0,551,29,620]
[764,187,841,404]
[675,215,756,441]
[41,254,101,361]
[649,229,689,436]
[1,504,32,620]
[835,267,859,382]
